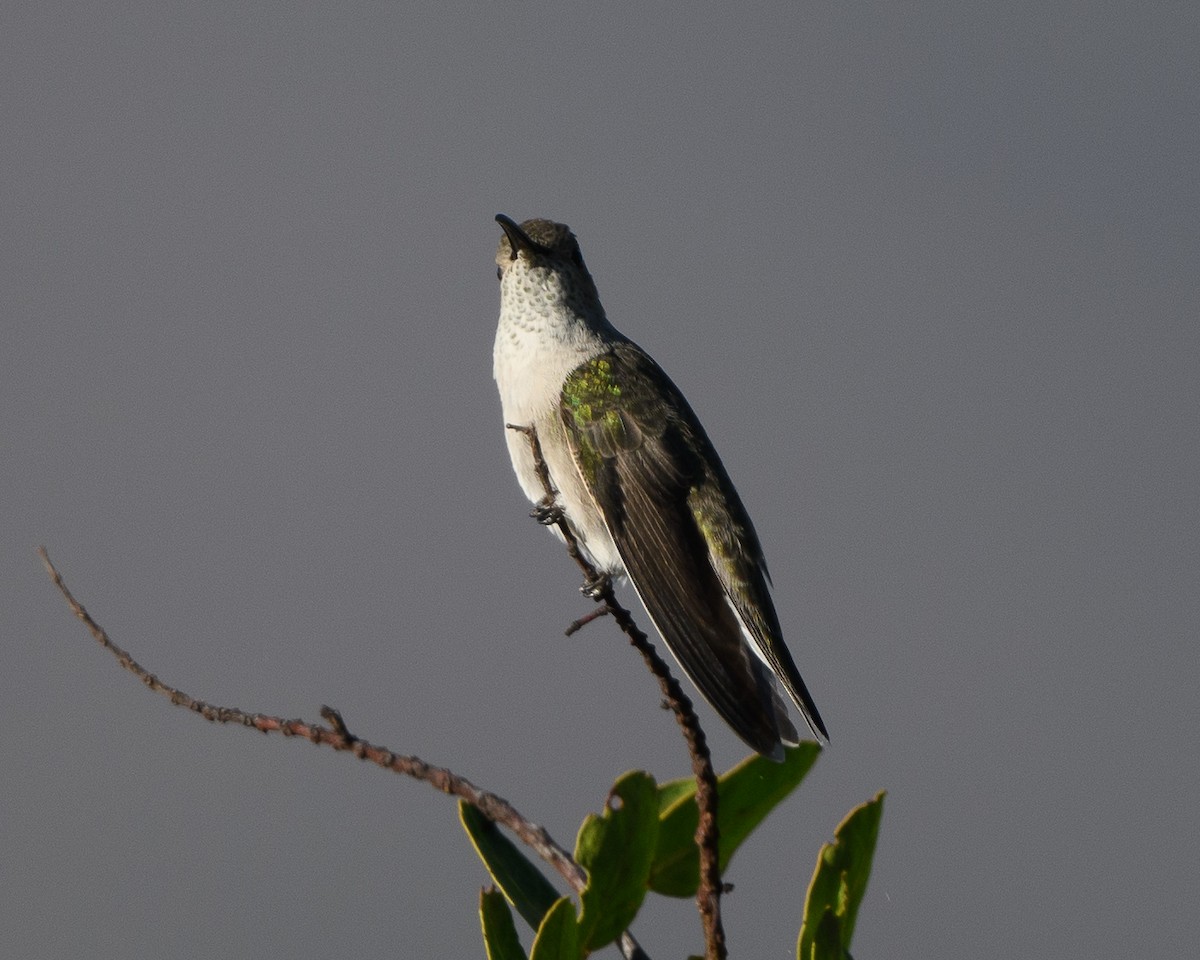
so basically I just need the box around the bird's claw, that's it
[580,571,612,600]
[531,495,564,526]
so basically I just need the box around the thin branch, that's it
[37,547,650,960]
[565,604,611,636]
[507,424,727,960]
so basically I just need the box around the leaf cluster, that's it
[464,745,883,959]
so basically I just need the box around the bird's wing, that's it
[559,342,805,755]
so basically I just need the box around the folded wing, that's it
[559,342,826,755]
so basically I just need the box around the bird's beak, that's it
[495,214,545,261]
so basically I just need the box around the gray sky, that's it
[4,3,1197,958]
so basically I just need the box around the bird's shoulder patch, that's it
[560,349,667,455]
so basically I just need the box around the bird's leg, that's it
[580,570,612,600]
[507,423,566,526]
[530,494,564,526]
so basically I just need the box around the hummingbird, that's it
[492,214,828,759]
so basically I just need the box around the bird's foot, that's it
[579,571,612,600]
[531,495,564,526]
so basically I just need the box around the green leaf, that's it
[574,770,659,951]
[807,908,844,960]
[650,743,821,897]
[797,792,885,960]
[656,776,696,813]
[460,801,561,931]
[479,888,529,960]
[529,896,580,960]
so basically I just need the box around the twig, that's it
[507,424,727,960]
[37,547,650,960]
[565,605,611,636]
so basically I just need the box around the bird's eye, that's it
[496,266,502,281]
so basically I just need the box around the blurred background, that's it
[4,3,1197,957]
